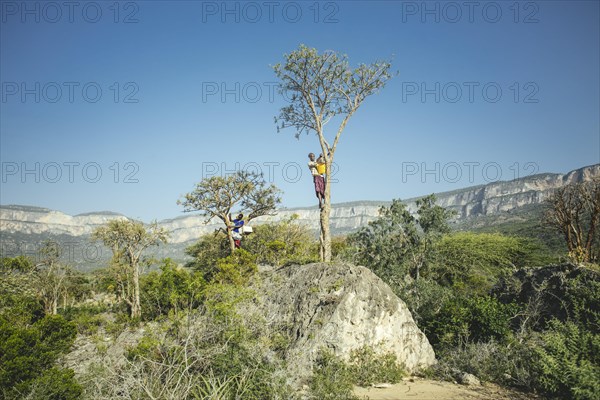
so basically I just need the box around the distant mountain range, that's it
[1,164,598,270]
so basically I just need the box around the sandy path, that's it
[354,377,540,400]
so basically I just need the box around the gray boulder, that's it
[251,262,436,382]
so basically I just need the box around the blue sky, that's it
[1,0,599,222]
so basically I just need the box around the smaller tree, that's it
[92,219,168,319]
[348,195,454,283]
[544,178,600,263]
[178,171,282,253]
[34,241,72,315]
[412,194,456,280]
[349,199,419,285]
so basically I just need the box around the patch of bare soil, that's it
[354,377,543,400]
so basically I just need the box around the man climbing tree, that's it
[178,170,281,253]
[273,45,394,261]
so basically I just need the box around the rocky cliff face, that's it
[1,164,598,264]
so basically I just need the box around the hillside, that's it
[1,164,598,270]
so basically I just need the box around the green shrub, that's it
[212,249,257,286]
[424,295,519,348]
[349,346,405,386]
[60,304,108,334]
[244,215,318,266]
[531,320,600,400]
[13,367,82,400]
[432,338,537,388]
[432,232,535,292]
[393,278,453,326]
[185,231,231,278]
[310,350,358,400]
[141,258,205,320]
[0,313,78,397]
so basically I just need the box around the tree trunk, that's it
[131,262,141,319]
[321,162,332,262]
[227,230,235,254]
[319,223,325,261]
[223,215,236,254]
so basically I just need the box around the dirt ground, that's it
[353,377,542,400]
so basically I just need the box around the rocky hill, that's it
[63,262,436,391]
[1,164,598,269]
[251,262,436,384]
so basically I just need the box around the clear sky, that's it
[1,0,599,222]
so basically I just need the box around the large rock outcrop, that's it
[251,262,436,381]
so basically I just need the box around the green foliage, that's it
[432,232,547,292]
[0,255,35,273]
[457,204,565,260]
[562,267,600,334]
[126,334,162,361]
[348,195,455,283]
[60,304,109,335]
[493,263,600,333]
[416,194,456,235]
[531,320,600,400]
[309,347,405,398]
[185,231,231,278]
[310,350,358,400]
[202,283,255,325]
[140,258,205,320]
[0,312,78,399]
[348,199,420,282]
[348,346,405,387]
[244,215,318,266]
[394,278,453,326]
[431,338,537,388]
[212,249,257,286]
[15,367,82,400]
[424,295,518,348]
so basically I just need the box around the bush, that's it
[184,231,230,277]
[348,346,405,386]
[88,296,294,400]
[310,350,358,400]
[424,295,519,348]
[0,313,78,398]
[244,215,318,266]
[15,367,82,400]
[393,278,453,326]
[431,339,537,388]
[140,258,205,320]
[431,232,542,292]
[60,304,109,334]
[212,249,258,286]
[530,320,600,400]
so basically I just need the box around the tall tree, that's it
[273,45,394,261]
[544,178,600,263]
[178,170,281,253]
[92,219,168,319]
